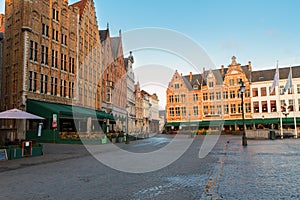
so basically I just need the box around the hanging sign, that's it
[38,123,43,137]
[52,114,57,129]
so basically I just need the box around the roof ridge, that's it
[70,0,89,15]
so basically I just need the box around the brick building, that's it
[99,26,128,133]
[72,0,102,110]
[0,14,4,32]
[0,14,4,106]
[1,0,111,142]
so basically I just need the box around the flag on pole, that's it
[282,67,293,94]
[270,65,279,94]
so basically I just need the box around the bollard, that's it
[125,133,129,144]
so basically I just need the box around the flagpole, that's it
[294,110,297,138]
[277,61,283,139]
[294,109,297,138]
[291,67,298,138]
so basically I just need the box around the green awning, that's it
[196,119,274,126]
[278,117,300,125]
[180,121,200,126]
[253,118,279,124]
[97,110,114,120]
[72,106,97,117]
[71,106,114,120]
[27,100,112,119]
[200,120,224,126]
[164,118,300,128]
[27,100,73,118]
[165,122,181,127]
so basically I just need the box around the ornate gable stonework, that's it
[224,56,249,85]
[166,56,252,124]
[167,70,189,92]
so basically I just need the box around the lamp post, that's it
[239,80,247,146]
[126,104,129,144]
[282,103,289,130]
[283,112,289,130]
[188,113,191,130]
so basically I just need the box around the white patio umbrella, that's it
[0,109,44,143]
[0,109,44,120]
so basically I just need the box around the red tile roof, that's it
[0,14,4,33]
[141,90,150,96]
[70,0,88,16]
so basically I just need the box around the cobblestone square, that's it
[1,135,300,199]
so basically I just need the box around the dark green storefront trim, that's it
[26,100,114,143]
[166,118,299,128]
[27,100,113,120]
[166,121,201,127]
[277,117,300,125]
[165,122,181,127]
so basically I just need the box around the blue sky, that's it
[94,0,300,70]
[1,0,299,69]
[1,0,300,108]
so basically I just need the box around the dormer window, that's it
[209,81,214,88]
[193,85,199,90]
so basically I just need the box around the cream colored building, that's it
[125,52,136,134]
[250,66,300,131]
[149,93,160,133]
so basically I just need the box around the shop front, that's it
[165,118,299,135]
[26,100,114,143]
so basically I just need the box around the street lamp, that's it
[125,104,129,144]
[283,112,289,130]
[281,103,289,130]
[188,113,191,130]
[239,80,247,146]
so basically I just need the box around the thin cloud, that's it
[220,39,241,51]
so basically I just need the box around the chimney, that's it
[202,68,205,84]
[221,65,225,75]
[248,61,252,71]
[189,72,193,82]
[248,61,252,83]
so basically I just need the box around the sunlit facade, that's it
[166,56,300,132]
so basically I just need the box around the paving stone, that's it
[0,135,300,199]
